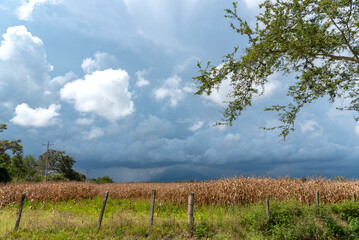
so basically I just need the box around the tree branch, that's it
[269,48,359,64]
[326,10,359,61]
[317,53,359,63]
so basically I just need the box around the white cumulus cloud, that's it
[0,25,53,102]
[81,52,117,74]
[82,126,104,140]
[10,103,60,127]
[154,75,185,107]
[0,25,52,70]
[17,0,62,21]
[60,68,134,121]
[76,118,94,125]
[204,77,233,107]
[135,69,150,87]
[300,120,323,137]
[225,133,241,141]
[188,121,204,132]
[50,71,77,87]
[243,0,262,9]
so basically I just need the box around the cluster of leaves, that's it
[37,149,85,181]
[0,123,85,183]
[89,176,114,184]
[194,0,359,139]
[0,123,23,182]
[238,200,359,239]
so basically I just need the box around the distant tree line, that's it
[89,176,114,184]
[0,123,112,183]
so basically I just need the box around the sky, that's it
[1,0,359,182]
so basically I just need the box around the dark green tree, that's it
[92,176,114,184]
[37,149,64,176]
[57,155,85,181]
[0,162,11,183]
[0,123,23,182]
[0,124,23,165]
[10,155,26,181]
[194,0,359,139]
[23,155,39,181]
[38,149,85,181]
[0,123,6,133]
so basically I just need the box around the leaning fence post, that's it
[315,191,320,207]
[149,190,156,227]
[98,191,109,230]
[14,192,26,231]
[353,193,357,202]
[265,199,270,219]
[188,192,194,228]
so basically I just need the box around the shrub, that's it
[0,162,12,183]
[332,201,359,221]
[93,176,114,184]
[47,173,69,182]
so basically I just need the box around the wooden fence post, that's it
[98,191,109,230]
[315,191,320,207]
[188,192,194,227]
[14,192,26,231]
[353,193,357,202]
[149,190,156,227]
[265,199,270,219]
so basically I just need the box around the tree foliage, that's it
[22,155,40,181]
[38,149,85,181]
[0,162,12,183]
[10,155,26,181]
[0,123,84,182]
[0,123,23,182]
[91,176,114,184]
[0,124,23,165]
[47,173,69,182]
[194,0,359,139]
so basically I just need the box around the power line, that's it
[43,141,54,181]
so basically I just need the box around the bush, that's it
[194,222,215,238]
[92,176,114,184]
[64,169,86,181]
[0,162,12,183]
[347,217,359,239]
[332,201,359,221]
[47,173,69,182]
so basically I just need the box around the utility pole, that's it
[43,141,54,181]
[86,169,89,182]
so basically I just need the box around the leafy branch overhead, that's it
[194,0,359,139]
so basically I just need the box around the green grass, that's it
[2,198,359,239]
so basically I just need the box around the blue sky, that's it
[1,0,359,182]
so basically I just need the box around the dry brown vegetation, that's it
[1,177,359,207]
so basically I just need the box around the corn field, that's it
[1,177,359,207]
